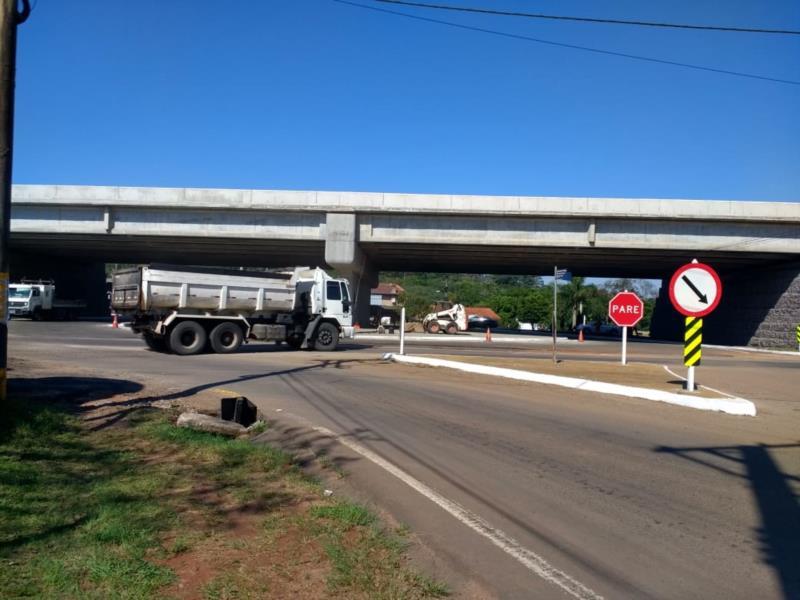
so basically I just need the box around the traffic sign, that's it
[608,291,644,328]
[669,261,722,318]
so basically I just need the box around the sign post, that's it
[608,291,644,365]
[552,267,569,364]
[399,307,406,356]
[669,260,722,392]
[684,317,702,390]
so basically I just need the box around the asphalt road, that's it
[8,321,800,599]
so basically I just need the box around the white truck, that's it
[8,280,87,320]
[111,264,355,355]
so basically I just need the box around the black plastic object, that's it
[220,396,258,427]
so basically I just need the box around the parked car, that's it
[575,322,621,337]
[467,315,499,330]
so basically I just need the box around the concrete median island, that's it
[384,353,757,416]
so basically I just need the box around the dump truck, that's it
[111,264,355,355]
[8,280,87,320]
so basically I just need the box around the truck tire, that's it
[286,334,304,350]
[143,333,167,352]
[426,321,440,334]
[168,321,207,356]
[445,322,458,335]
[209,322,243,354]
[313,322,339,351]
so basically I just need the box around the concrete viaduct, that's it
[9,184,800,347]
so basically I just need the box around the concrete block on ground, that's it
[177,412,246,437]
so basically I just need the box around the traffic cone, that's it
[111,313,119,329]
[578,328,584,343]
[485,327,492,343]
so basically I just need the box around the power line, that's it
[332,0,800,86]
[371,0,800,35]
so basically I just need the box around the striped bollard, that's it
[684,317,702,391]
[796,324,799,352]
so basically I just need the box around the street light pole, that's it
[0,0,30,401]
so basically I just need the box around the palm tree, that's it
[560,277,594,329]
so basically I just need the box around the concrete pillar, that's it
[324,213,377,327]
[649,262,800,348]
[649,281,682,342]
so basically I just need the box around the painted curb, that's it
[357,334,568,344]
[384,353,757,417]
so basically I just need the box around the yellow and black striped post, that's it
[796,324,799,352]
[684,317,702,391]
[684,317,702,366]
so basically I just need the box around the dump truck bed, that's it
[112,265,297,314]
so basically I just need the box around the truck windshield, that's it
[9,287,31,299]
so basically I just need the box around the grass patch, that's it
[0,400,176,599]
[309,502,449,598]
[1,388,448,599]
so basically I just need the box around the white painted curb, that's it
[357,333,567,344]
[384,353,757,417]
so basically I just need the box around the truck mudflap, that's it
[301,316,322,349]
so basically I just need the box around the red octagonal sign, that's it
[608,291,644,327]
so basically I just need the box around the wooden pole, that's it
[0,0,30,401]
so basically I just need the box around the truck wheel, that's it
[209,322,243,354]
[286,334,304,350]
[313,322,339,351]
[426,321,440,334]
[32,308,43,322]
[143,333,167,352]
[168,321,207,356]
[445,322,458,335]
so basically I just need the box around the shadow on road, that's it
[78,358,383,430]
[7,376,143,407]
[655,443,800,600]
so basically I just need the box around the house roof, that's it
[371,283,405,296]
[465,306,500,321]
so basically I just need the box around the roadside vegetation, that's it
[0,387,448,599]
[386,272,658,330]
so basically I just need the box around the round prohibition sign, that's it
[669,262,722,317]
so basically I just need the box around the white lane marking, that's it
[662,365,738,399]
[305,420,603,600]
[9,335,141,343]
[705,344,800,357]
[63,344,143,351]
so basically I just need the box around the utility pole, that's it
[552,266,557,363]
[0,0,30,401]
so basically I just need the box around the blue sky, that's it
[12,0,800,201]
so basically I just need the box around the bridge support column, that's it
[324,213,377,327]
[650,262,800,348]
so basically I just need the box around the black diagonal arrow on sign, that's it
[681,275,708,304]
